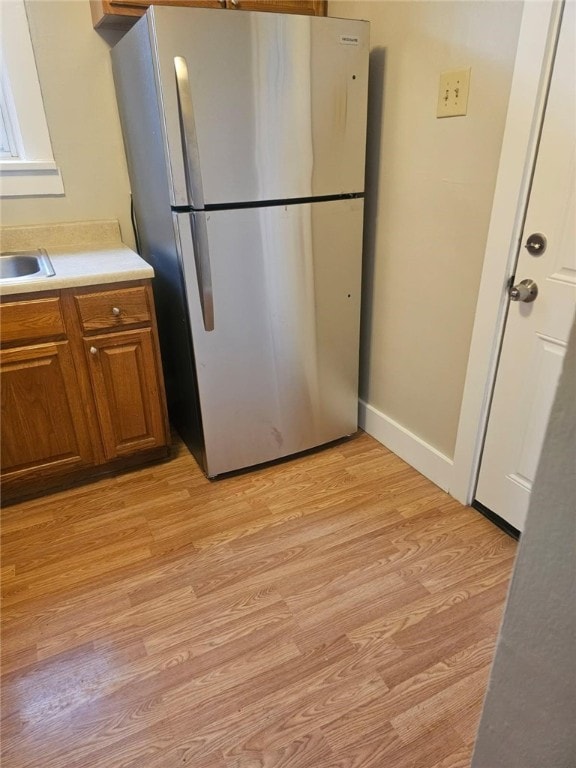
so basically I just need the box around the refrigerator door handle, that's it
[174,56,205,209]
[189,212,215,332]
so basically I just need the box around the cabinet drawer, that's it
[0,295,65,346]
[74,285,151,333]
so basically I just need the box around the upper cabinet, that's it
[223,1,326,13]
[90,0,327,30]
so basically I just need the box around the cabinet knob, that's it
[111,307,121,317]
[89,346,98,356]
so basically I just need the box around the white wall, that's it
[330,0,523,463]
[0,0,134,249]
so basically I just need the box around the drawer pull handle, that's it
[112,307,121,317]
[89,346,98,356]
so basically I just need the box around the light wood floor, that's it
[1,431,517,768]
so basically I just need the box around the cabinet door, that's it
[226,0,326,14]
[85,329,167,460]
[0,342,93,481]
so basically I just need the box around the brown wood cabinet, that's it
[0,338,95,479]
[0,280,170,504]
[222,0,325,13]
[90,0,326,30]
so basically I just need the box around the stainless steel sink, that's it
[0,249,55,282]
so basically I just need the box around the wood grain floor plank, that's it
[383,636,497,729]
[224,730,334,768]
[35,584,198,660]
[190,504,404,599]
[2,542,153,607]
[453,696,487,747]
[290,573,430,653]
[1,430,516,768]
[63,718,180,768]
[320,718,465,768]
[378,616,496,689]
[5,518,153,577]
[142,582,284,646]
[346,555,512,661]
[222,675,388,762]
[166,641,385,764]
[390,579,510,649]
[421,534,516,593]
[399,727,468,768]
[346,634,498,733]
[31,640,316,767]
[0,644,39,677]
[320,693,402,754]
[478,600,509,633]
[3,632,346,767]
[163,636,356,759]
[390,665,490,745]
[427,744,474,768]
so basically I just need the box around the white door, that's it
[475,1,576,533]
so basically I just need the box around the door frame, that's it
[450,0,565,505]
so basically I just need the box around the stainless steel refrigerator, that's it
[111,6,369,477]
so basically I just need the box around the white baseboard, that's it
[358,399,454,492]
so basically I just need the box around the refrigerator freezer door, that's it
[175,198,363,477]
[148,7,369,207]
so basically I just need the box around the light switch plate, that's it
[437,68,471,118]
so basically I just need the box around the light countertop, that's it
[0,220,153,296]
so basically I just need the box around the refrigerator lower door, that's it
[175,198,363,477]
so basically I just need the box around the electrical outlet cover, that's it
[437,68,471,118]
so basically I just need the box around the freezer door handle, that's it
[190,212,215,332]
[174,56,205,209]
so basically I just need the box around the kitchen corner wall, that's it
[5,0,524,471]
[1,1,134,249]
[329,0,523,462]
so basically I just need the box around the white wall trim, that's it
[359,400,453,492]
[450,0,564,505]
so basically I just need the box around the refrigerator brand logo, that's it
[339,34,360,46]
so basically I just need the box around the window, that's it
[1,84,18,157]
[0,0,63,197]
